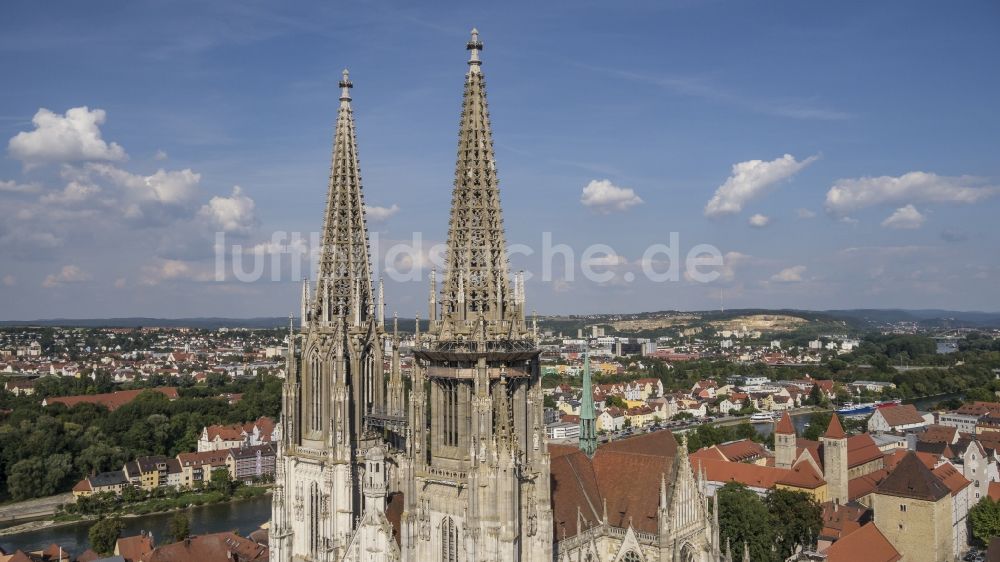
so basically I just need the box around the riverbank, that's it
[0,494,273,554]
[0,493,75,528]
[0,489,271,537]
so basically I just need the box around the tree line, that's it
[0,374,282,501]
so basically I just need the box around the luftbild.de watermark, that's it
[214,231,726,285]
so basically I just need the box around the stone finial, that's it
[339,68,353,101]
[467,28,483,67]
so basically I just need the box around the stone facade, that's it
[270,29,721,562]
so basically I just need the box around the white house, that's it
[597,407,625,432]
[867,404,928,433]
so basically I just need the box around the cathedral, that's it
[269,29,726,562]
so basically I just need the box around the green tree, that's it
[807,384,823,406]
[210,467,234,495]
[716,482,776,561]
[89,517,124,555]
[168,512,191,542]
[765,489,822,558]
[970,497,1000,546]
[802,412,835,441]
[605,395,627,409]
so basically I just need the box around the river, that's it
[0,495,272,554]
[751,411,812,439]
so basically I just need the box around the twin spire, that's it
[308,64,374,330]
[437,28,525,337]
[305,29,523,338]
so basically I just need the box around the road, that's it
[0,493,74,526]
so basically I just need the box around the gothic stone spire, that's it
[314,69,375,329]
[439,29,516,334]
[578,344,598,457]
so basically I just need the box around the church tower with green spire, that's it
[579,344,598,457]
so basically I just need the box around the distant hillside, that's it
[823,309,1000,328]
[2,308,997,331]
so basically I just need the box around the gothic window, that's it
[441,381,459,447]
[310,352,322,432]
[620,551,641,562]
[441,516,458,562]
[310,481,321,555]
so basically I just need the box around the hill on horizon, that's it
[2,308,998,330]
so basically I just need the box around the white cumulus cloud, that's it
[704,154,817,217]
[8,107,126,165]
[366,204,400,222]
[42,265,91,288]
[140,259,214,285]
[770,265,806,283]
[580,179,644,213]
[824,171,998,215]
[748,214,771,228]
[881,204,926,229]
[40,181,102,205]
[198,186,257,233]
[90,164,201,206]
[796,208,816,219]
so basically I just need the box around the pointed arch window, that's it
[441,516,458,562]
[620,551,642,562]
[310,352,322,432]
[310,481,321,555]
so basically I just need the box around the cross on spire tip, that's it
[466,27,483,67]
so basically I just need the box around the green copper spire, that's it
[579,344,597,457]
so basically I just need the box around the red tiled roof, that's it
[796,434,884,470]
[876,451,950,502]
[693,457,785,490]
[205,424,244,441]
[957,401,1000,417]
[177,450,229,468]
[826,522,901,562]
[825,414,846,439]
[45,387,178,411]
[849,469,889,501]
[549,431,678,538]
[117,534,154,562]
[885,448,937,470]
[819,502,870,543]
[989,481,1000,501]
[715,440,771,463]
[777,459,825,490]
[920,424,958,444]
[846,434,884,468]
[874,404,925,428]
[775,413,795,434]
[139,532,266,562]
[933,462,971,496]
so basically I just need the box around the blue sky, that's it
[1,0,998,319]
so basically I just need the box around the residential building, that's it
[72,471,128,498]
[873,452,954,562]
[227,444,277,483]
[867,404,928,433]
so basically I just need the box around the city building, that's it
[872,452,954,562]
[867,404,928,433]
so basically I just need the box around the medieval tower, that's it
[397,28,553,562]
[270,68,388,562]
[823,414,850,505]
[271,28,719,562]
